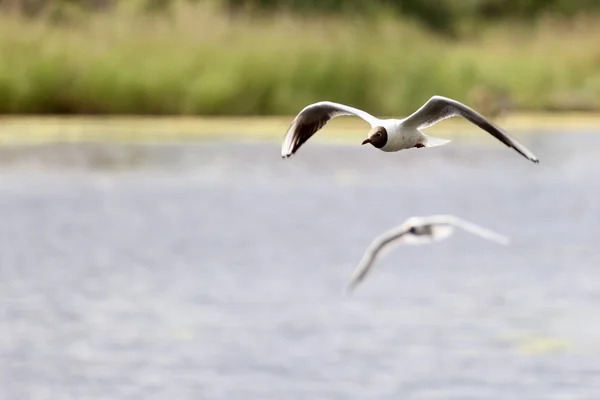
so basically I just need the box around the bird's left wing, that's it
[423,214,510,245]
[402,96,539,163]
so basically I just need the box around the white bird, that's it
[347,214,510,292]
[281,95,539,163]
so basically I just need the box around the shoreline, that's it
[0,113,598,145]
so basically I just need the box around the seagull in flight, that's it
[347,214,510,292]
[281,95,539,163]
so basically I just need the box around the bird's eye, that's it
[409,227,417,234]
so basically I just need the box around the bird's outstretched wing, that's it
[403,95,539,163]
[423,214,510,245]
[281,101,379,158]
[347,224,413,292]
[347,214,509,292]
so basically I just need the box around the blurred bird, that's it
[347,214,510,292]
[281,95,539,163]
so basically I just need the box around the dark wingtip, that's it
[517,148,539,164]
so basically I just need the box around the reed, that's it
[1,3,599,115]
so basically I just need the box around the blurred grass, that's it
[2,112,600,145]
[1,3,600,116]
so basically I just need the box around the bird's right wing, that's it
[281,101,379,158]
[347,225,411,292]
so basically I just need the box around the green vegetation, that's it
[1,1,600,115]
[4,0,600,35]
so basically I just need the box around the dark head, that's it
[361,126,388,149]
[408,225,432,236]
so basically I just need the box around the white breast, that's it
[380,121,423,152]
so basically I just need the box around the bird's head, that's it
[362,126,388,149]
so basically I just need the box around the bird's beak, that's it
[361,138,371,145]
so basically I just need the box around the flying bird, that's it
[347,214,510,292]
[281,95,539,163]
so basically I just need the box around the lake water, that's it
[1,132,600,399]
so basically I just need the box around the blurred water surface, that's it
[1,132,600,399]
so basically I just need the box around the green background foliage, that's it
[1,0,600,115]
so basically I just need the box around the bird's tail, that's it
[422,134,451,148]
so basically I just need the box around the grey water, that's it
[1,132,600,399]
